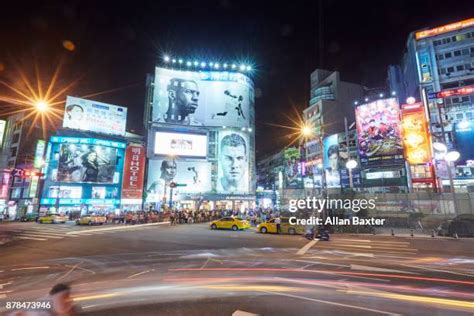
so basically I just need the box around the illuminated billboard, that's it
[154,131,207,158]
[146,159,212,202]
[122,144,146,200]
[56,143,118,184]
[454,121,474,165]
[323,134,348,188]
[429,85,474,99]
[152,67,254,128]
[355,98,403,165]
[283,147,303,189]
[63,96,127,136]
[415,18,474,40]
[401,102,432,165]
[217,130,250,193]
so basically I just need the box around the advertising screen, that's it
[152,67,254,128]
[217,130,250,194]
[63,96,127,136]
[34,140,46,169]
[57,143,118,184]
[401,103,432,165]
[454,121,474,165]
[146,159,212,202]
[284,147,303,189]
[154,131,207,158]
[355,98,403,165]
[323,134,348,188]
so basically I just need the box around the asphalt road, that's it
[0,221,473,315]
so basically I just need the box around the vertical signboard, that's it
[0,170,10,199]
[29,176,39,198]
[33,140,46,169]
[122,144,146,201]
[401,102,432,165]
[0,120,6,147]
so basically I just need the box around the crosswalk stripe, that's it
[25,231,69,237]
[17,234,63,239]
[15,236,47,241]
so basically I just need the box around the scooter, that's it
[305,226,330,241]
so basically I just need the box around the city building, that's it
[388,17,474,190]
[144,61,256,212]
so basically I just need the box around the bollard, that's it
[391,229,394,236]
[410,229,414,237]
[431,230,435,238]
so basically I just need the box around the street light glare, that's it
[346,159,358,169]
[35,100,49,112]
[301,125,312,137]
[445,151,460,162]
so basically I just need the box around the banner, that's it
[122,144,146,200]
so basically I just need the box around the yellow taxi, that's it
[38,212,67,224]
[76,214,107,226]
[257,217,306,235]
[210,217,250,231]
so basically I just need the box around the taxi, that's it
[210,217,250,231]
[38,212,67,224]
[76,214,107,225]
[257,217,306,235]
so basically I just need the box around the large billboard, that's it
[217,130,250,193]
[355,98,403,165]
[0,120,6,147]
[146,159,212,202]
[63,96,127,136]
[56,143,118,183]
[152,67,254,128]
[454,121,474,166]
[154,131,207,158]
[401,102,432,165]
[323,134,348,188]
[122,144,146,200]
[284,147,303,189]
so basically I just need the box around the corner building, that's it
[144,66,256,212]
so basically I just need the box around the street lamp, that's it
[345,159,358,189]
[301,125,312,138]
[445,150,460,215]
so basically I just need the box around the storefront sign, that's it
[121,144,146,200]
[401,102,432,164]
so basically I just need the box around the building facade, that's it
[144,64,256,212]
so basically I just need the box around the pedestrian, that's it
[275,216,281,234]
[170,211,175,226]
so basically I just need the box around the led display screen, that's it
[154,131,207,158]
[401,103,432,164]
[152,67,254,128]
[323,134,348,188]
[146,159,212,202]
[355,98,403,165]
[63,96,127,136]
[56,143,118,184]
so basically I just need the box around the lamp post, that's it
[445,150,460,215]
[345,159,358,189]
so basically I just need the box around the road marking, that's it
[17,234,63,239]
[15,236,47,241]
[232,310,259,316]
[0,282,12,289]
[398,263,474,277]
[296,240,318,255]
[261,291,400,315]
[350,264,417,275]
[127,270,153,279]
[67,222,170,235]
[337,238,372,243]
[290,259,348,268]
[11,266,49,271]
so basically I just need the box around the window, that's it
[10,147,17,157]
[437,54,444,60]
[447,66,454,73]
[440,68,446,75]
[456,113,464,120]
[456,34,466,41]
[456,65,464,71]
[467,112,473,119]
[454,50,461,57]
[12,133,20,144]
[452,97,460,103]
[471,47,474,53]
[462,48,469,55]
[461,96,470,102]
[451,36,457,42]
[442,38,451,44]
[434,40,442,46]
[445,52,452,58]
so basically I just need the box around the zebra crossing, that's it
[6,222,167,242]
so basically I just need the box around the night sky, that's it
[0,0,472,158]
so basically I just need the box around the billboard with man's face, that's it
[152,67,254,128]
[217,130,250,194]
[355,98,403,165]
[323,134,346,188]
[56,143,118,184]
[146,159,212,202]
[63,96,127,136]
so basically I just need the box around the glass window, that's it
[440,68,446,75]
[454,50,461,56]
[456,34,465,41]
[461,96,470,102]
[470,47,474,53]
[447,67,454,73]
[462,48,469,55]
[437,54,444,60]
[445,52,452,58]
[466,112,473,119]
[452,97,460,103]
[456,113,464,120]
[456,65,464,71]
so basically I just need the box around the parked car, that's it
[437,214,474,237]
